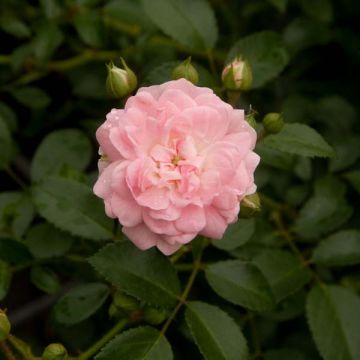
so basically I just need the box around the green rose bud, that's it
[239,193,261,218]
[222,57,252,91]
[0,310,10,341]
[143,307,168,325]
[245,113,257,129]
[262,112,284,134]
[106,58,137,98]
[113,291,139,313]
[42,343,68,360]
[172,57,199,84]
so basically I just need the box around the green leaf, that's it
[343,170,360,195]
[95,326,173,360]
[0,192,35,239]
[205,260,275,311]
[226,31,289,88]
[89,242,180,308]
[297,0,333,23]
[0,117,13,169]
[214,219,255,251]
[0,15,31,38]
[296,177,353,240]
[39,0,63,19]
[54,283,110,325]
[262,123,335,158]
[31,129,91,182]
[265,348,307,360]
[329,136,360,172]
[306,285,360,360]
[267,0,288,12]
[283,17,331,54]
[30,266,61,294]
[73,12,104,48]
[313,230,360,267]
[0,102,17,133]
[0,238,32,265]
[253,249,312,302]
[0,261,12,301]
[33,22,63,62]
[32,176,113,240]
[185,301,249,360]
[141,0,218,50]
[11,86,51,109]
[24,223,74,259]
[256,143,295,171]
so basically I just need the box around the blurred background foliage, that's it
[0,0,360,359]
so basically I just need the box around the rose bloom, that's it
[94,79,259,255]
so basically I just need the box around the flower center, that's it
[172,154,183,166]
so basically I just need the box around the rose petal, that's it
[122,223,159,250]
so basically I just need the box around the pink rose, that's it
[93,79,259,255]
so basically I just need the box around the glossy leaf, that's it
[24,223,74,259]
[32,176,113,240]
[185,301,249,360]
[313,230,360,266]
[11,86,51,109]
[89,242,180,308]
[253,249,312,302]
[96,326,172,360]
[141,0,217,50]
[262,123,335,158]
[54,283,110,325]
[307,285,360,360]
[205,260,275,311]
[31,129,92,182]
[30,266,61,294]
[214,219,255,251]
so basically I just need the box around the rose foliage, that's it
[0,0,359,360]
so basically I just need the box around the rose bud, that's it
[222,57,252,91]
[0,310,10,341]
[143,307,168,325]
[172,57,199,84]
[106,58,137,98]
[245,113,257,129]
[262,112,284,134]
[42,343,68,360]
[239,193,261,218]
[113,291,139,313]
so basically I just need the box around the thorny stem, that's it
[272,211,323,285]
[161,239,205,335]
[77,318,128,360]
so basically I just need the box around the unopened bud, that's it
[172,57,199,84]
[222,57,252,91]
[42,343,68,360]
[113,291,139,313]
[262,113,284,134]
[240,193,261,218]
[245,113,257,129]
[0,310,10,341]
[106,58,137,98]
[143,307,168,325]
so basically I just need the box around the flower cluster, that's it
[94,79,259,255]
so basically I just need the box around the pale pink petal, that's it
[93,161,120,200]
[156,239,182,255]
[122,223,159,250]
[143,210,179,235]
[200,206,228,239]
[163,232,197,245]
[136,187,170,210]
[158,89,196,110]
[175,205,206,233]
[111,194,142,227]
[149,204,181,221]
